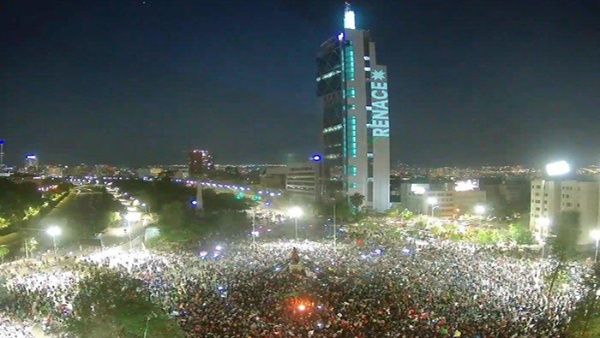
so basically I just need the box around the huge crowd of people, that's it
[0,233,590,337]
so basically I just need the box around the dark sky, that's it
[1,1,599,168]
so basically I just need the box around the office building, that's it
[400,181,487,218]
[286,162,320,202]
[530,178,599,245]
[260,166,287,189]
[24,154,39,173]
[317,3,390,211]
[188,149,214,178]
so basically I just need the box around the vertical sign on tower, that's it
[370,65,391,210]
[370,67,389,137]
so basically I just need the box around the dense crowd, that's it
[0,236,589,337]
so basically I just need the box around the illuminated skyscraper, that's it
[24,154,39,173]
[188,149,214,178]
[317,3,390,211]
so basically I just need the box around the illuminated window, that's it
[347,87,356,98]
[344,45,355,81]
[349,165,358,176]
[348,116,357,158]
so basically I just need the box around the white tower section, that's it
[344,3,356,29]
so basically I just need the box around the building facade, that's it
[530,178,599,245]
[24,154,39,173]
[400,182,487,218]
[317,4,390,211]
[286,162,320,202]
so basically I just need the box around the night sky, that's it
[1,1,598,167]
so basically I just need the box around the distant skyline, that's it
[1,0,599,168]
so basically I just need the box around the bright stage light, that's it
[545,160,570,176]
[288,206,303,219]
[46,225,62,237]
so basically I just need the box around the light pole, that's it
[474,204,486,225]
[46,225,61,256]
[98,233,105,250]
[426,196,438,216]
[539,217,551,258]
[125,211,141,250]
[591,229,600,263]
[329,198,337,252]
[251,207,257,247]
[287,206,303,241]
[333,201,337,252]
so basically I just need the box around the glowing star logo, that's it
[372,69,386,81]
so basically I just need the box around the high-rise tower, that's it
[188,149,214,178]
[317,3,390,211]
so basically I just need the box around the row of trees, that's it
[114,179,253,249]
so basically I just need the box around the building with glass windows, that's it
[317,3,390,211]
[188,149,214,178]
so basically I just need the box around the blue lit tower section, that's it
[317,3,390,211]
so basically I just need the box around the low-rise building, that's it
[286,162,320,202]
[400,181,486,218]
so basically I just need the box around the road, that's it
[32,185,123,254]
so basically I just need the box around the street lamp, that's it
[538,217,551,258]
[474,204,486,226]
[426,197,438,217]
[590,229,600,263]
[332,199,337,252]
[251,207,257,247]
[46,225,61,256]
[125,212,141,249]
[474,204,486,216]
[287,206,303,240]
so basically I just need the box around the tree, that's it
[547,211,580,294]
[400,209,415,221]
[159,202,187,228]
[0,246,9,262]
[508,223,534,245]
[349,193,365,211]
[0,217,9,229]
